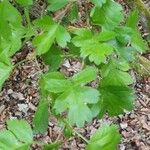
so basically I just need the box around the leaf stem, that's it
[63,119,89,143]
[73,128,89,143]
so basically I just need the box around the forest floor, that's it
[0,0,150,150]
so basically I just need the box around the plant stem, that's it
[63,119,89,143]
[73,129,89,143]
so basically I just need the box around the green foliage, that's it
[32,99,49,134]
[0,62,13,90]
[0,0,149,149]
[67,2,79,23]
[86,124,121,150]
[72,28,114,65]
[91,0,107,7]
[0,120,32,150]
[98,60,134,116]
[33,16,71,55]
[15,0,33,6]
[43,143,61,150]
[0,0,32,89]
[90,0,124,30]
[42,46,63,71]
[126,10,148,52]
[48,0,69,12]
[7,120,33,143]
[41,67,100,127]
[0,119,60,150]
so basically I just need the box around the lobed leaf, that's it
[41,67,100,127]
[91,0,124,30]
[33,16,71,55]
[98,60,134,116]
[72,28,114,65]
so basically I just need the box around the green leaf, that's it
[55,25,71,48]
[33,25,58,55]
[126,10,139,28]
[110,40,136,62]
[15,144,30,150]
[15,0,33,6]
[130,31,148,52]
[0,1,25,57]
[48,0,68,12]
[72,28,114,65]
[67,2,79,23]
[96,31,116,42]
[98,60,134,116]
[54,87,100,127]
[126,10,148,52]
[0,130,19,150]
[90,0,107,7]
[86,124,121,150]
[114,27,132,45]
[42,46,63,71]
[0,0,22,29]
[0,62,13,90]
[43,142,61,150]
[40,72,72,93]
[33,100,49,134]
[91,0,123,30]
[72,67,97,85]
[0,129,30,150]
[99,86,134,116]
[7,119,33,143]
[41,68,100,127]
[33,16,71,55]
[100,60,133,86]
[84,43,113,65]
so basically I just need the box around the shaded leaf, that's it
[33,100,49,134]
[42,46,63,71]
